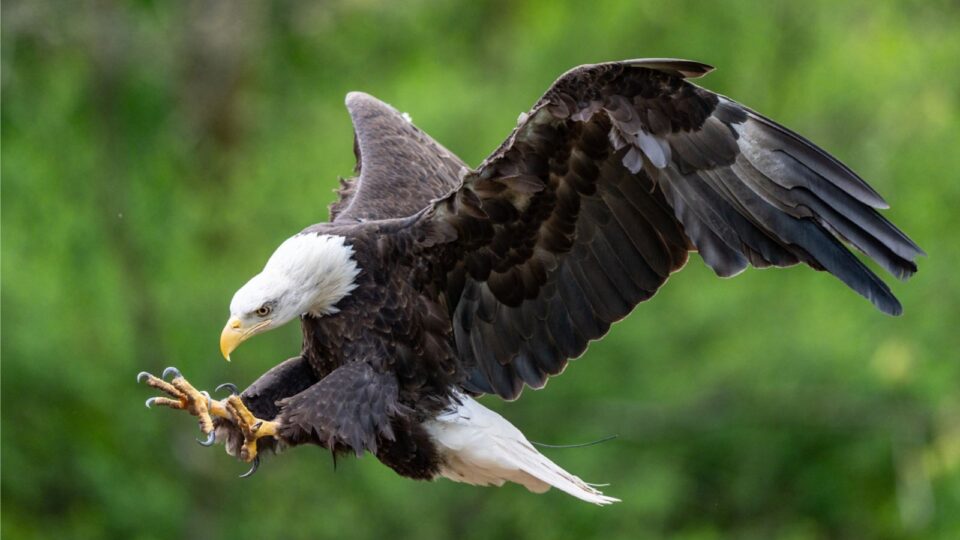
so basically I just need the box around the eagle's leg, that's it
[138,367,231,435]
[223,395,279,462]
[211,355,318,462]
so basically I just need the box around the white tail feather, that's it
[424,394,619,505]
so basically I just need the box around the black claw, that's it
[136,371,152,383]
[215,382,239,396]
[197,431,216,447]
[239,456,260,478]
[162,367,182,380]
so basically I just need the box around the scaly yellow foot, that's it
[138,367,279,476]
[224,394,280,463]
[137,367,233,438]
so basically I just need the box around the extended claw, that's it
[239,456,260,478]
[138,367,222,435]
[215,382,239,396]
[197,431,216,447]
[138,369,275,466]
[224,395,279,462]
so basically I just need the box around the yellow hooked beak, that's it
[220,317,272,361]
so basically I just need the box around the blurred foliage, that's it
[2,0,959,538]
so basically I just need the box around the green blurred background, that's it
[3,1,959,538]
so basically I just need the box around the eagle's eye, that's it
[255,304,273,318]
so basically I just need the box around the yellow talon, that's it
[139,368,230,434]
[225,395,280,462]
[140,368,280,462]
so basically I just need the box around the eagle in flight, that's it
[139,59,921,504]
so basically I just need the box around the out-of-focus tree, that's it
[2,1,959,539]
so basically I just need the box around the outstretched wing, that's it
[330,92,466,222]
[412,59,922,400]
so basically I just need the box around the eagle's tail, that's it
[423,393,619,505]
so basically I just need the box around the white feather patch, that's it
[230,233,361,321]
[424,393,619,505]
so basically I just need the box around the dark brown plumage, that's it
[411,59,921,400]
[148,59,921,497]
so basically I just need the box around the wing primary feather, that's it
[737,113,891,209]
[731,157,918,279]
[749,149,923,260]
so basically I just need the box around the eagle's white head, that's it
[219,233,361,360]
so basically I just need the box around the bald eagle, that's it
[139,59,921,505]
